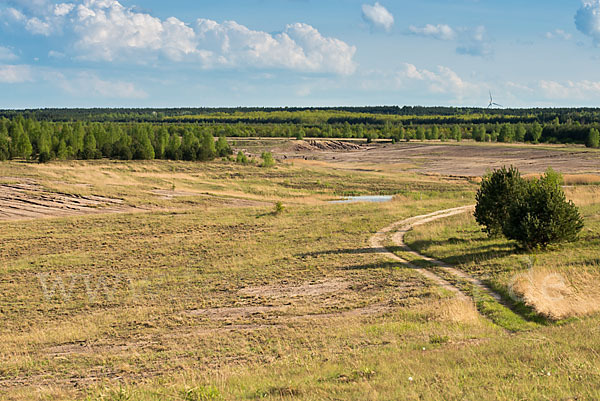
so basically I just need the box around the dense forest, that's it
[0,107,599,162]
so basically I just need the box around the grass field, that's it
[1,143,599,400]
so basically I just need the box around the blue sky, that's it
[0,0,599,108]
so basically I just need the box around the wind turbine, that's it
[487,91,503,108]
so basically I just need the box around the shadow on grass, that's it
[297,248,384,258]
[406,239,516,265]
[341,261,402,270]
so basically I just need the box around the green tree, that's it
[215,135,232,157]
[498,124,514,143]
[586,128,599,148]
[416,126,426,140]
[0,129,9,161]
[503,169,584,249]
[9,121,32,159]
[82,131,97,159]
[154,127,169,159]
[474,166,527,237]
[528,122,543,143]
[515,123,526,142]
[198,132,216,161]
[132,127,155,160]
[451,125,462,142]
[38,131,53,163]
[166,133,182,160]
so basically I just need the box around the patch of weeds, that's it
[181,385,223,401]
[90,386,133,401]
[253,385,301,398]
[329,367,377,383]
[429,334,450,344]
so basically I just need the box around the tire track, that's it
[370,206,503,303]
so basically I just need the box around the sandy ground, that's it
[0,179,134,220]
[270,140,600,176]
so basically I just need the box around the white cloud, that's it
[540,79,600,99]
[53,2,73,16]
[0,64,33,83]
[25,16,51,35]
[395,63,479,100]
[0,46,18,61]
[408,24,455,40]
[52,71,148,99]
[456,26,492,57]
[575,0,600,45]
[3,0,356,75]
[545,29,572,40]
[48,49,65,58]
[362,2,394,32]
[407,23,491,57]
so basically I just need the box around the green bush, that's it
[474,166,526,237]
[236,151,249,164]
[503,169,584,249]
[260,151,275,168]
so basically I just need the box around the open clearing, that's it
[1,141,599,400]
[239,138,600,176]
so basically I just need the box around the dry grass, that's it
[426,298,481,323]
[565,185,600,207]
[511,266,600,320]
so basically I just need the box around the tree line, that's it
[0,116,232,162]
[1,113,599,163]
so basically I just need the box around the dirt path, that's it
[370,206,503,303]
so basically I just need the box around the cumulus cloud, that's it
[546,29,572,40]
[2,0,357,74]
[395,63,479,100]
[0,46,18,61]
[455,26,492,57]
[0,64,33,83]
[407,23,491,57]
[54,71,148,99]
[540,79,600,99]
[362,2,394,32]
[408,24,455,40]
[575,0,600,44]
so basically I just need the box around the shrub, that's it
[474,166,527,237]
[274,201,284,214]
[236,151,249,164]
[260,151,275,168]
[503,169,584,249]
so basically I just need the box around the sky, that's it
[1,0,600,108]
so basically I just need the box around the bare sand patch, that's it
[0,179,137,221]
[272,142,600,176]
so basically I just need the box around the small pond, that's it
[329,195,394,204]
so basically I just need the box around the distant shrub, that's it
[236,151,249,164]
[474,166,527,237]
[38,150,52,163]
[260,152,275,168]
[274,201,284,214]
[503,169,584,249]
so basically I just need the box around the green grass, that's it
[0,160,599,400]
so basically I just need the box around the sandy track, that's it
[370,206,503,303]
